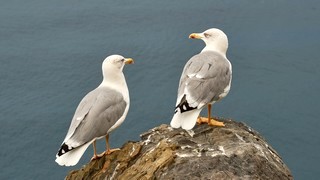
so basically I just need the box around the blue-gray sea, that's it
[1,0,319,179]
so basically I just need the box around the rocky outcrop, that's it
[66,118,293,180]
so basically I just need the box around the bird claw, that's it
[106,148,120,155]
[197,117,225,127]
[90,148,121,161]
[91,148,120,160]
[91,153,105,161]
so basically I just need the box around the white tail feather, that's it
[170,109,202,130]
[55,141,91,166]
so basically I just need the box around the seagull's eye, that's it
[204,33,211,38]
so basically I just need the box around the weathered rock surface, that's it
[66,118,293,180]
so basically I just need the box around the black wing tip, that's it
[57,143,75,157]
[175,94,197,113]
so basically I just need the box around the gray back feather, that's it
[65,87,127,146]
[178,51,231,107]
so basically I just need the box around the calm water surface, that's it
[1,0,319,179]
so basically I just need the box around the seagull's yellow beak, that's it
[189,33,203,39]
[124,58,134,64]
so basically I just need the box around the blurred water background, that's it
[1,0,320,179]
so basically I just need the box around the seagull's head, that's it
[102,54,134,72]
[189,28,228,55]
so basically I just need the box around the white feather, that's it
[170,109,201,130]
[219,60,232,99]
[55,141,92,166]
[184,88,199,108]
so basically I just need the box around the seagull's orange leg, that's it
[105,134,120,154]
[91,140,104,160]
[196,104,225,127]
[96,134,120,157]
[207,104,225,126]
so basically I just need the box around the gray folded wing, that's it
[178,51,231,108]
[64,87,127,147]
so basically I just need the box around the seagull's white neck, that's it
[99,67,129,101]
[201,43,228,58]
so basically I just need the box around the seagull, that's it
[55,54,134,166]
[170,28,232,130]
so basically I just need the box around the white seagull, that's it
[170,28,232,130]
[55,54,134,166]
